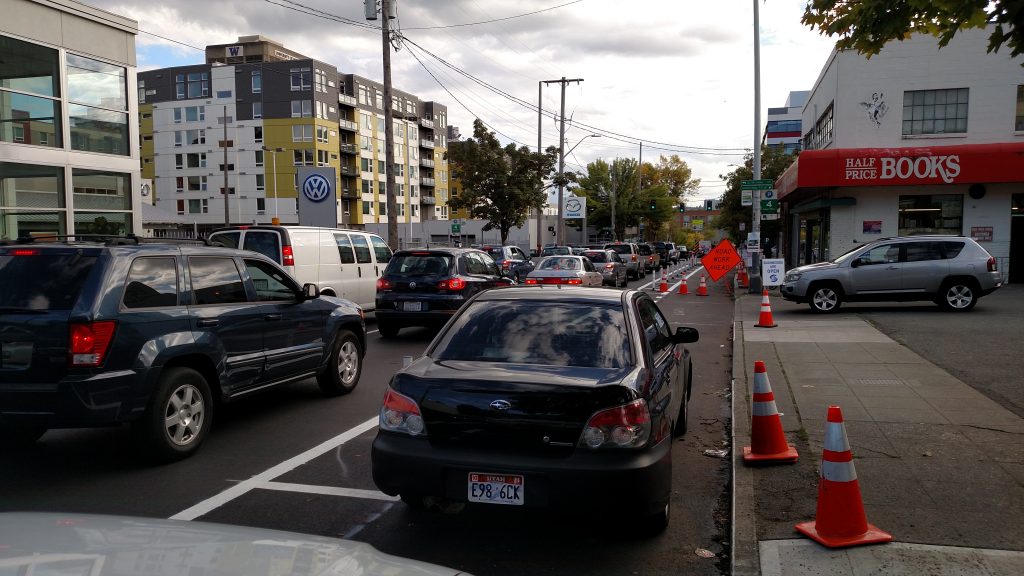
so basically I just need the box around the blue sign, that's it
[302,174,331,203]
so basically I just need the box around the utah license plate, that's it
[468,473,524,506]
[403,301,423,312]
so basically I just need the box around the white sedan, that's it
[524,256,604,286]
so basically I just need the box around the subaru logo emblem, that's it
[409,282,417,289]
[489,400,512,411]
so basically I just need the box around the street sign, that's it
[762,259,786,286]
[741,179,773,190]
[739,222,746,231]
[746,232,760,253]
[761,199,779,214]
[451,223,461,233]
[700,239,742,282]
[741,190,753,206]
[761,213,780,220]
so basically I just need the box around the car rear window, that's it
[639,245,653,255]
[435,301,632,368]
[385,253,453,276]
[605,244,631,255]
[539,257,580,270]
[942,241,965,259]
[541,247,571,256]
[0,251,97,311]
[583,251,608,262]
[242,231,281,263]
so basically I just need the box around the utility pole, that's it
[637,141,643,240]
[610,171,616,241]
[222,104,229,226]
[368,0,399,250]
[750,0,763,293]
[536,81,543,253]
[543,76,582,245]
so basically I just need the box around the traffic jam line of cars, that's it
[1,230,703,539]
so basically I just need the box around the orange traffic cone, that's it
[738,264,749,288]
[696,275,708,296]
[678,278,689,295]
[755,288,777,328]
[795,406,893,548]
[659,270,668,293]
[743,361,799,463]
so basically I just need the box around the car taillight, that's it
[605,264,615,270]
[380,388,426,436]
[502,261,510,270]
[69,321,116,367]
[631,254,638,261]
[282,245,295,266]
[524,278,538,284]
[987,257,997,272]
[580,399,651,450]
[563,278,582,285]
[438,277,466,290]
[376,278,392,291]
[11,249,39,256]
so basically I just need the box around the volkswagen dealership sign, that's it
[297,167,337,228]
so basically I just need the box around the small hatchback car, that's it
[0,237,366,461]
[374,248,513,338]
[371,286,698,533]
[781,235,1002,312]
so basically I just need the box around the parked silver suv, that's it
[781,236,1002,313]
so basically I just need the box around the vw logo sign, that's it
[489,400,512,411]
[409,282,417,289]
[565,198,582,213]
[302,174,331,203]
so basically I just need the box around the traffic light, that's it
[649,200,657,211]
[678,204,685,213]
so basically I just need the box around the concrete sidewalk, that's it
[730,291,1024,575]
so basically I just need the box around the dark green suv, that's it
[0,237,365,461]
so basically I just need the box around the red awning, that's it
[777,142,1024,198]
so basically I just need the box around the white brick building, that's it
[776,28,1024,282]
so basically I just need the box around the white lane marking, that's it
[654,266,705,301]
[367,329,378,334]
[169,416,379,521]
[257,481,399,502]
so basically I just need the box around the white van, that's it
[208,225,392,312]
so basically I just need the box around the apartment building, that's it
[1,0,140,240]
[138,36,450,234]
[764,90,809,154]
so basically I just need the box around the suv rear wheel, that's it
[136,367,212,462]
[317,329,362,395]
[939,279,978,312]
[377,320,400,339]
[808,283,842,313]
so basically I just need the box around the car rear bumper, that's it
[371,432,672,515]
[0,370,144,428]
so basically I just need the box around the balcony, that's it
[420,118,435,129]
[420,195,436,205]
[339,143,357,155]
[420,158,435,168]
[340,165,357,176]
[338,93,357,107]
[421,177,435,187]
[339,119,357,132]
[420,139,435,149]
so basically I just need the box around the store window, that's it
[1016,85,1024,132]
[0,162,66,240]
[252,70,262,93]
[0,35,61,148]
[902,88,968,135]
[898,194,963,236]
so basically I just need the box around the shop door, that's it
[1011,209,1024,284]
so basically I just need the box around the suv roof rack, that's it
[1,234,213,247]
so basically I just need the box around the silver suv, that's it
[781,236,1002,313]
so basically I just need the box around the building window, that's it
[291,100,312,117]
[361,179,373,194]
[290,67,311,91]
[175,74,184,99]
[252,70,262,93]
[216,90,232,99]
[186,72,209,98]
[254,126,263,143]
[317,150,330,166]
[363,200,372,214]
[315,100,328,119]
[173,108,182,123]
[256,174,265,191]
[176,199,185,214]
[253,101,262,119]
[175,177,184,193]
[175,154,184,169]
[187,176,207,191]
[316,125,329,143]
[293,149,313,166]
[256,197,266,212]
[1016,85,1024,132]
[378,201,387,215]
[315,69,327,93]
[255,150,264,167]
[188,198,209,214]
[903,88,968,135]
[186,106,204,121]
[898,194,963,236]
[292,124,313,142]
[802,102,833,151]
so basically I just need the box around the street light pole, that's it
[536,81,543,254]
[262,146,283,225]
[543,76,583,245]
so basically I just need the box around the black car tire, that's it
[377,320,400,339]
[617,273,626,288]
[2,422,47,446]
[317,329,362,396]
[938,279,979,312]
[643,501,671,534]
[400,493,428,511]
[674,393,689,437]
[135,367,212,462]
[808,284,842,313]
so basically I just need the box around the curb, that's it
[731,290,759,575]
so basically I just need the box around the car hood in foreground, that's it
[0,513,469,576]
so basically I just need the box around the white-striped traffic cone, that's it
[743,360,798,463]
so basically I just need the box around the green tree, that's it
[714,146,797,251]
[802,0,1024,64]
[448,119,558,244]
[575,157,641,241]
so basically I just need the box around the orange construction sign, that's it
[701,239,742,282]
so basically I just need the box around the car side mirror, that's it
[498,277,515,286]
[672,326,699,344]
[302,283,320,300]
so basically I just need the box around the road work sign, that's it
[701,239,742,282]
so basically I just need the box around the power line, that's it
[402,0,584,30]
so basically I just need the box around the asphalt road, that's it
[1,262,735,576]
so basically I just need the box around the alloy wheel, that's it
[164,384,205,446]
[338,340,360,385]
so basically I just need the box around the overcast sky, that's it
[91,0,838,201]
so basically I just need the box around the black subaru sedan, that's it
[371,286,698,532]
